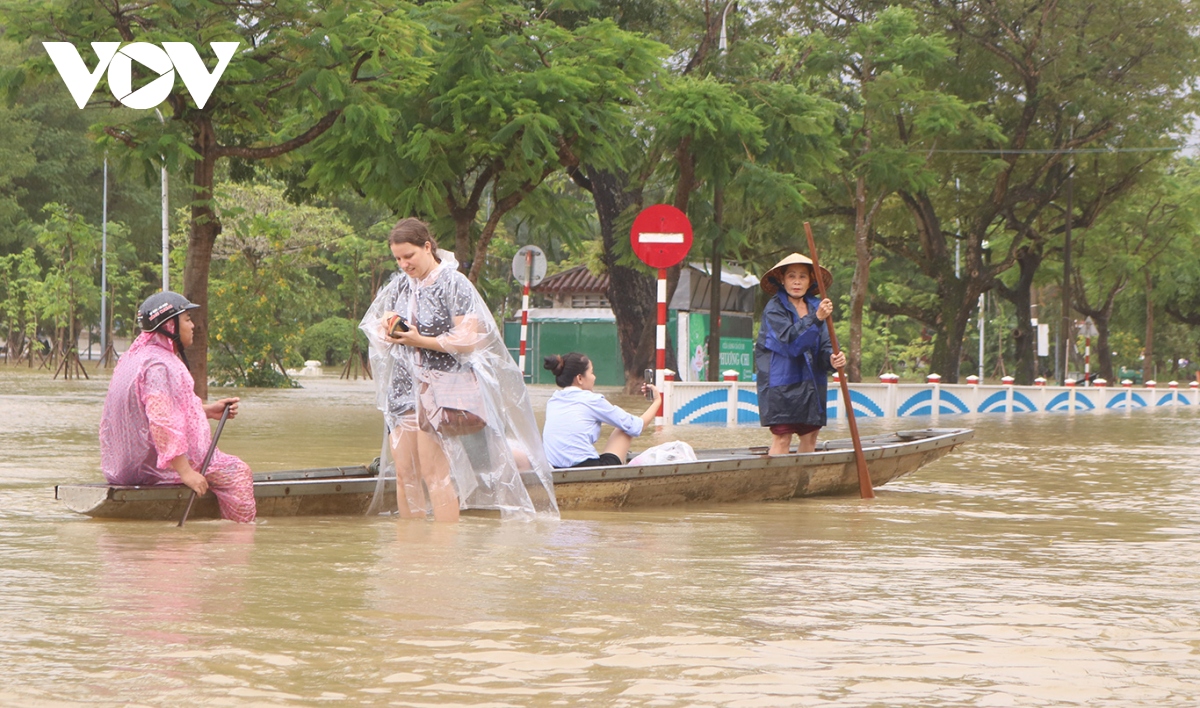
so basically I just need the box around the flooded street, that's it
[2,365,1199,706]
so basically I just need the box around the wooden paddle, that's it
[804,222,875,499]
[177,401,233,527]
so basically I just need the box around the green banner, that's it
[684,312,754,381]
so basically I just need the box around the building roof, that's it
[523,307,615,322]
[533,264,610,295]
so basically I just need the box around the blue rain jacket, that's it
[754,290,834,427]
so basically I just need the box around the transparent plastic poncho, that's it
[361,251,559,521]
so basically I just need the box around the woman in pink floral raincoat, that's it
[99,292,256,522]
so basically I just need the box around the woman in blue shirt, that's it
[755,253,846,455]
[541,353,662,468]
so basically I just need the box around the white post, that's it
[161,164,169,290]
[155,109,169,291]
[718,0,734,53]
[656,269,667,429]
[1085,336,1091,386]
[724,370,739,427]
[100,156,108,359]
[978,292,985,383]
[518,250,532,378]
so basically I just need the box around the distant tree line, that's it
[3,0,1200,391]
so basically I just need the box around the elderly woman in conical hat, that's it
[754,253,846,455]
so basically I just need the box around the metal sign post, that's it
[630,205,693,429]
[511,245,546,379]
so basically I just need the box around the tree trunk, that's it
[848,175,870,383]
[1095,316,1113,383]
[928,280,977,382]
[895,189,982,383]
[585,168,655,392]
[706,178,723,382]
[998,246,1042,384]
[182,119,220,400]
[1071,272,1124,383]
[451,210,472,273]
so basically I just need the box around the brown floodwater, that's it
[2,365,1199,706]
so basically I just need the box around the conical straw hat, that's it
[759,253,833,295]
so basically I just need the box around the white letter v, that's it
[163,42,239,109]
[43,42,121,109]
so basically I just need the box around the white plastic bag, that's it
[628,441,698,466]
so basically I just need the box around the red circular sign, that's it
[630,204,693,268]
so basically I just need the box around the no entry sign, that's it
[630,204,693,268]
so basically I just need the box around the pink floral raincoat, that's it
[99,332,256,522]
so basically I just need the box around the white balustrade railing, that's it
[662,375,1198,427]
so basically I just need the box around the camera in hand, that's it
[644,368,655,400]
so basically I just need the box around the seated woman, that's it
[541,353,662,468]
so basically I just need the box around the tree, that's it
[205,182,347,386]
[0,247,42,364]
[560,0,841,389]
[307,1,665,283]
[796,6,993,381]
[33,203,100,376]
[1073,163,1200,381]
[0,41,37,242]
[2,0,429,397]
[872,0,1200,382]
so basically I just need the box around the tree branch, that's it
[215,109,343,160]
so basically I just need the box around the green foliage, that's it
[299,316,365,367]
[33,203,100,333]
[0,42,36,241]
[1107,331,1144,373]
[307,1,667,275]
[0,247,42,353]
[206,184,340,387]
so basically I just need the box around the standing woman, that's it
[361,218,557,521]
[541,353,661,468]
[755,254,847,455]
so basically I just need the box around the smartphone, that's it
[644,368,655,399]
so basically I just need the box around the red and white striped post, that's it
[518,249,532,376]
[511,245,545,380]
[655,267,667,428]
[1085,336,1091,385]
[630,204,693,430]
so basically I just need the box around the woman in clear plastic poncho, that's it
[361,218,558,521]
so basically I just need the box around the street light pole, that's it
[1059,168,1073,385]
[155,108,169,291]
[718,1,735,53]
[100,156,108,361]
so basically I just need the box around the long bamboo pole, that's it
[804,222,874,499]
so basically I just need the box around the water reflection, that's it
[3,366,1200,705]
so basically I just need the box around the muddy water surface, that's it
[1,366,1199,706]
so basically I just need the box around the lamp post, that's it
[718,1,735,53]
[100,156,108,361]
[1058,167,1073,385]
[155,108,168,291]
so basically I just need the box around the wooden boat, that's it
[55,428,972,520]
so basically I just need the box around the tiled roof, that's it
[533,264,610,295]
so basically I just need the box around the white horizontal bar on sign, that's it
[639,232,685,243]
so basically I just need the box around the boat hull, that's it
[56,428,972,519]
[551,428,971,510]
